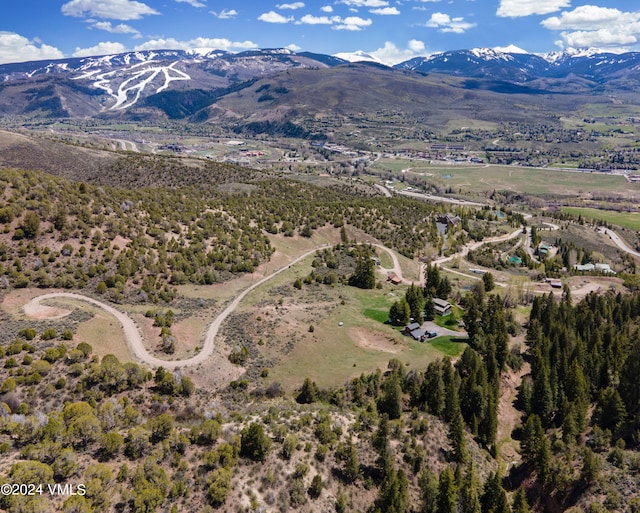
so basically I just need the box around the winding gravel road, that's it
[25,246,330,370]
[26,221,629,371]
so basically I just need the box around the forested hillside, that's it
[1,149,639,512]
[0,168,520,311]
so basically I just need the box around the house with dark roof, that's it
[436,214,461,227]
[403,323,421,334]
[433,298,452,316]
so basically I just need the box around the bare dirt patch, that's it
[349,327,400,353]
[23,301,72,320]
[497,363,529,464]
[568,276,624,299]
[2,288,65,316]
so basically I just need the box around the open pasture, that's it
[373,159,637,197]
[562,206,640,231]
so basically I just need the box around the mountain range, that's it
[1,47,639,121]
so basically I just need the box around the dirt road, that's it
[25,246,330,369]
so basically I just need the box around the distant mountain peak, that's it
[332,50,385,65]
[493,44,528,55]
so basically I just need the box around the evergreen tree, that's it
[389,298,411,326]
[240,423,271,462]
[342,438,360,483]
[373,414,393,478]
[481,472,511,513]
[594,386,626,434]
[405,283,425,324]
[460,462,481,513]
[378,375,403,420]
[531,361,554,427]
[482,272,495,292]
[424,264,441,298]
[581,447,601,486]
[436,467,457,513]
[297,377,319,404]
[520,414,544,464]
[448,400,468,463]
[418,469,439,513]
[424,295,436,321]
[349,247,376,289]
[423,361,446,417]
[511,487,530,513]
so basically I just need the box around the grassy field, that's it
[73,306,133,362]
[263,279,466,390]
[371,159,637,197]
[562,206,640,231]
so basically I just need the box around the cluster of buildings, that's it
[573,262,616,274]
[401,299,453,342]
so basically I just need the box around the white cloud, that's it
[541,6,640,49]
[134,37,258,52]
[408,39,426,52]
[340,0,388,7]
[334,16,373,30]
[277,2,305,9]
[296,14,372,30]
[91,21,142,38]
[258,11,294,23]
[61,0,159,20]
[286,43,302,51]
[370,39,427,64]
[370,7,400,15]
[561,29,638,48]
[542,6,637,30]
[321,5,333,13]
[425,12,476,33]
[211,8,237,19]
[175,0,206,7]
[496,0,570,18]
[0,32,64,65]
[73,41,127,57]
[297,14,336,25]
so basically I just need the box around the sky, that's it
[1,1,640,66]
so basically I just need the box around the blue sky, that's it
[1,1,640,65]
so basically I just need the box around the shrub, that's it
[40,328,57,341]
[18,328,36,340]
[240,423,271,462]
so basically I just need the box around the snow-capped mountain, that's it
[395,47,640,82]
[332,51,387,65]
[1,46,640,119]
[0,49,348,117]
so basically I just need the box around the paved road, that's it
[25,245,331,369]
[599,227,640,258]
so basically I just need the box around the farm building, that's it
[387,273,402,285]
[403,323,421,334]
[433,298,452,316]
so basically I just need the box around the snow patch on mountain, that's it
[332,51,385,64]
[493,44,528,54]
[74,60,191,110]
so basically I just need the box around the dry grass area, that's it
[0,129,118,179]
[74,310,132,361]
[349,326,401,354]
